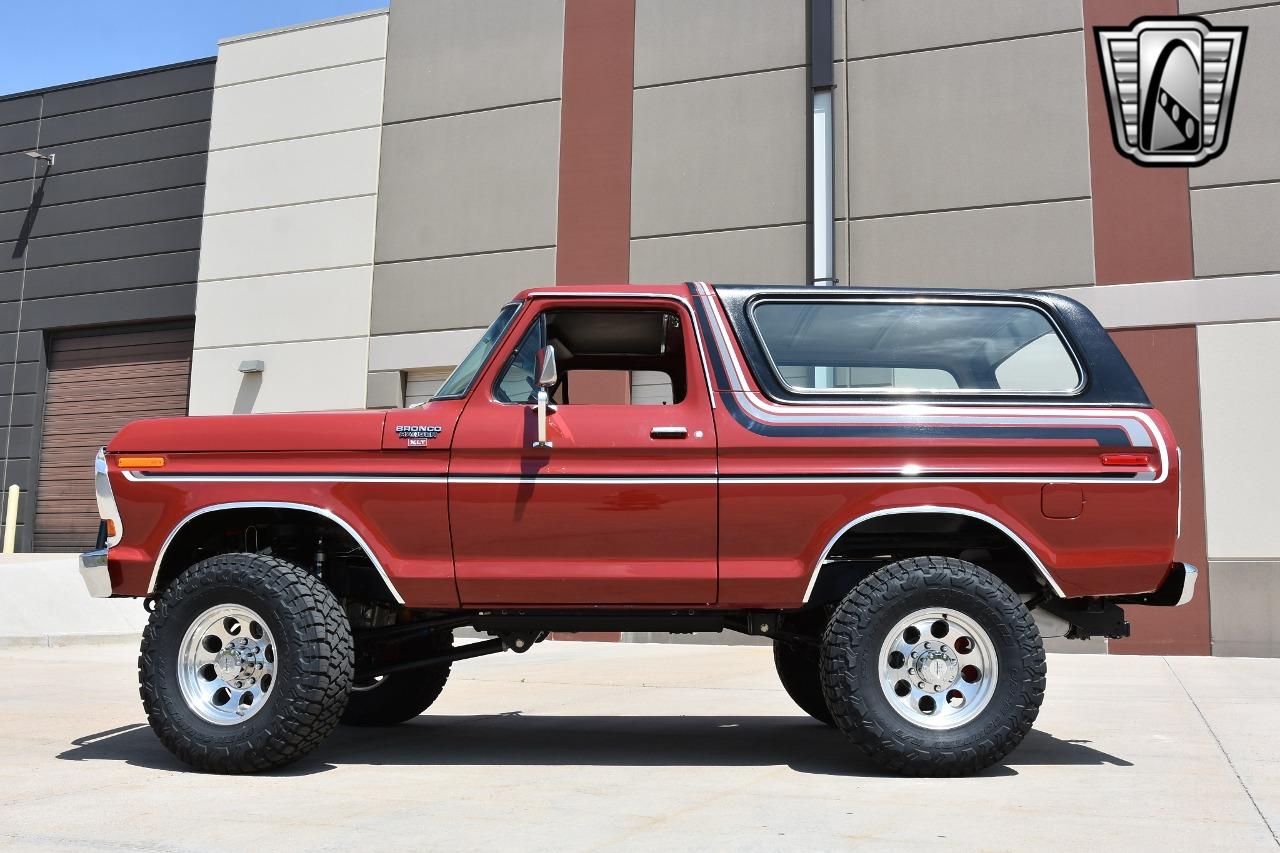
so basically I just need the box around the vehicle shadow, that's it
[57,715,1131,778]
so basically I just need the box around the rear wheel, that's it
[773,639,834,726]
[139,552,353,773]
[821,556,1046,776]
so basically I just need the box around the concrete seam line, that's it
[1164,657,1279,847]
[0,633,141,649]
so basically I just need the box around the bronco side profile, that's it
[79,283,1194,776]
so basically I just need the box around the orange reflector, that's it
[105,519,117,538]
[117,456,165,470]
[1100,452,1150,467]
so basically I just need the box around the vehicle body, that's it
[80,283,1196,775]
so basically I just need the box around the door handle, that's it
[650,426,688,439]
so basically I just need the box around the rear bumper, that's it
[1111,561,1198,607]
[78,548,113,598]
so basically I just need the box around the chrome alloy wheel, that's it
[878,608,998,730]
[177,604,277,726]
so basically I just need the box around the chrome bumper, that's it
[1175,562,1199,607]
[79,548,113,598]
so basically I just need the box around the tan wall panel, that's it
[368,328,486,373]
[189,337,368,414]
[215,11,388,87]
[208,60,385,150]
[203,128,381,214]
[1191,183,1280,278]
[846,0,1082,58]
[1198,319,1280,558]
[195,267,373,348]
[198,195,377,282]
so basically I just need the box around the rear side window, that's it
[750,299,1082,395]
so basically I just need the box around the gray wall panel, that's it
[0,154,208,213]
[631,68,807,237]
[846,0,1082,58]
[0,251,200,303]
[1191,183,1280,277]
[846,199,1095,289]
[38,90,214,148]
[629,225,807,284]
[39,62,216,119]
[375,102,561,262]
[0,186,204,241]
[0,120,39,157]
[0,60,211,550]
[383,0,564,123]
[634,0,806,87]
[1189,6,1280,188]
[847,32,1091,217]
[1,218,202,274]
[0,96,42,127]
[371,248,555,335]
[0,121,210,184]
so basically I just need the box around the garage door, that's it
[404,367,456,407]
[33,322,193,552]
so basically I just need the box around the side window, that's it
[751,300,1081,395]
[494,308,687,405]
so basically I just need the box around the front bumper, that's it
[79,548,113,598]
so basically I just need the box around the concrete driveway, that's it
[0,641,1276,852]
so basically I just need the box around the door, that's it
[448,297,718,605]
[35,322,193,552]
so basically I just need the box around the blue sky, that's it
[0,1,385,97]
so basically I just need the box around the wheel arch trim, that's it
[147,501,405,604]
[802,505,1066,602]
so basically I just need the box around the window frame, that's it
[745,296,1088,399]
[430,301,524,402]
[488,301,698,407]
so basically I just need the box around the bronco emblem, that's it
[1095,16,1246,167]
[396,425,443,441]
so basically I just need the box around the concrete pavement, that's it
[0,640,1276,851]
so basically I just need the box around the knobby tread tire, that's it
[820,556,1046,777]
[139,553,354,773]
[773,640,835,727]
[342,631,453,726]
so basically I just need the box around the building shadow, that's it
[232,372,262,414]
[11,175,47,260]
[57,715,1131,778]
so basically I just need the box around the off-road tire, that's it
[139,552,354,773]
[343,631,453,726]
[773,639,835,726]
[821,556,1046,776]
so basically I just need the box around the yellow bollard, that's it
[2,484,18,554]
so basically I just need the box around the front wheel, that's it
[821,556,1046,776]
[139,553,354,773]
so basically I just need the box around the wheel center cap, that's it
[213,650,242,680]
[916,650,958,689]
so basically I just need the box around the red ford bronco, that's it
[79,283,1194,776]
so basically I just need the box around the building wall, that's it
[177,0,1280,654]
[366,0,565,408]
[189,10,388,415]
[0,61,213,550]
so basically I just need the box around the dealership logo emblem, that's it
[1095,17,1246,166]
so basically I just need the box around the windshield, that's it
[429,303,521,401]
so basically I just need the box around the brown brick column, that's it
[1084,0,1194,285]
[555,0,635,285]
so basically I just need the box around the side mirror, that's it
[532,345,557,449]
[535,345,557,388]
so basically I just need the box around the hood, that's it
[108,410,389,453]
